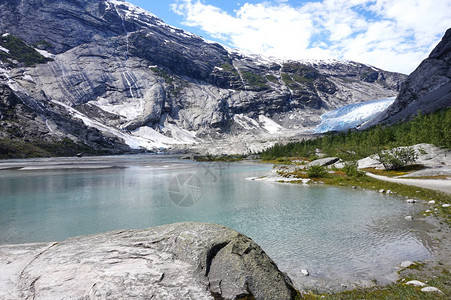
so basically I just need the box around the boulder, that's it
[421,286,444,293]
[306,157,340,167]
[400,261,415,268]
[406,280,426,287]
[0,222,297,300]
[357,156,383,169]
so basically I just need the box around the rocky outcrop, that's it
[0,222,297,300]
[369,28,451,125]
[0,83,130,158]
[306,157,339,167]
[0,0,407,155]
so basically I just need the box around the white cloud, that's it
[171,0,451,74]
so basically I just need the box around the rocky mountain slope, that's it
[0,0,406,156]
[367,28,451,126]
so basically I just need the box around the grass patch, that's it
[194,154,246,162]
[0,137,109,159]
[291,73,313,84]
[281,73,300,90]
[262,157,309,165]
[266,74,278,83]
[303,269,450,299]
[241,71,270,90]
[364,164,424,177]
[0,35,52,67]
[220,62,240,77]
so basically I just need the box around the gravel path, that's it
[366,172,451,194]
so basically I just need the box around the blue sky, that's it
[126,0,451,74]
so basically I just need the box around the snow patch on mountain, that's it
[234,114,260,130]
[51,100,195,150]
[0,46,9,54]
[258,115,283,133]
[35,49,55,59]
[315,97,396,133]
[107,0,159,20]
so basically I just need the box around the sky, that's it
[126,0,451,74]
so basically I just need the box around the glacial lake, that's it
[0,155,432,290]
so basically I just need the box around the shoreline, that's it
[256,164,450,297]
[1,156,449,297]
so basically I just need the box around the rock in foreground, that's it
[0,222,297,300]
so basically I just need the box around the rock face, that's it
[0,222,297,300]
[306,157,339,167]
[0,83,130,157]
[0,0,406,155]
[369,28,451,126]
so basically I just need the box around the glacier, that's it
[315,97,396,133]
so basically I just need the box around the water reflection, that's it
[0,155,431,290]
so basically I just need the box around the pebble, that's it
[428,200,436,204]
[442,204,450,208]
[400,261,414,268]
[406,280,426,287]
[301,269,309,276]
[421,286,443,293]
[379,189,385,193]
[406,199,417,203]
[425,210,432,213]
[405,216,414,221]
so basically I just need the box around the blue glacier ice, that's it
[315,97,396,133]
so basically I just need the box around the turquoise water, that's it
[0,155,431,289]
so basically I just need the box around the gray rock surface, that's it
[367,28,451,126]
[406,280,426,287]
[400,261,415,268]
[0,0,406,155]
[358,144,451,172]
[306,157,339,167]
[0,222,297,300]
[421,286,443,293]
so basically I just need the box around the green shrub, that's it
[342,161,365,177]
[307,165,328,178]
[377,146,418,170]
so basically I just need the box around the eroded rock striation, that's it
[0,222,297,300]
[0,0,406,156]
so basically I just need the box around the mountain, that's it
[0,0,406,157]
[366,28,451,126]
